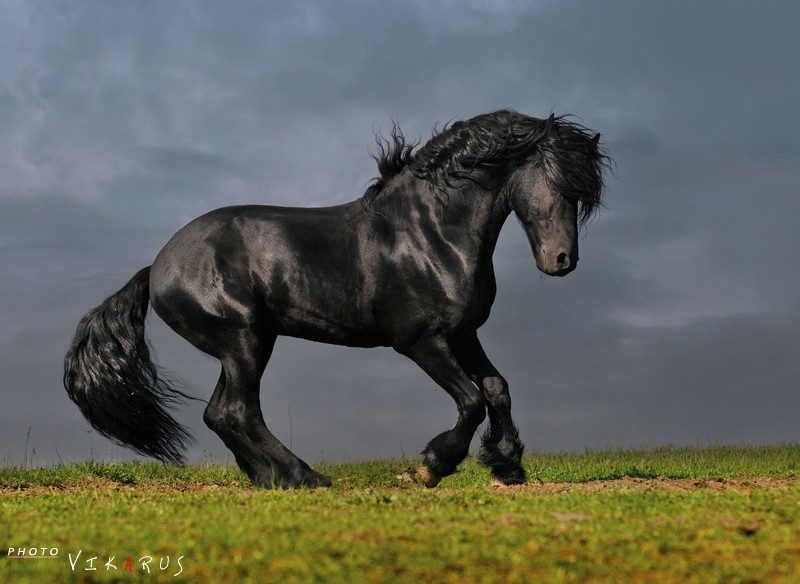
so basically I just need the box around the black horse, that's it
[64,110,609,489]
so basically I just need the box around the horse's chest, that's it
[453,267,496,322]
[418,260,496,328]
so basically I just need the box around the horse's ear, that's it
[591,133,601,147]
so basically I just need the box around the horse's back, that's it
[149,204,387,349]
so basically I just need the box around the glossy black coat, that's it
[64,110,609,488]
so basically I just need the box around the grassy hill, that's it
[2,445,799,583]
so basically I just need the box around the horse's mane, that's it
[363,109,610,226]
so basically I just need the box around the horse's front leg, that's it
[453,331,526,486]
[401,336,487,487]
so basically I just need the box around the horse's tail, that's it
[63,266,193,463]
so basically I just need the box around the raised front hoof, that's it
[416,463,442,488]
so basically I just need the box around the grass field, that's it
[2,445,799,583]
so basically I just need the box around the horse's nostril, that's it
[556,252,569,268]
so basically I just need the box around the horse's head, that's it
[508,115,606,277]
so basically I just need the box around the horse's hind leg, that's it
[203,331,330,489]
[401,335,487,488]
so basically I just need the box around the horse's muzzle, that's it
[537,250,578,277]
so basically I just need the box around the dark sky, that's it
[2,1,799,466]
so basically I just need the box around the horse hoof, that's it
[253,468,331,489]
[303,470,332,489]
[490,475,527,489]
[417,463,442,488]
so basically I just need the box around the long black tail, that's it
[64,266,193,463]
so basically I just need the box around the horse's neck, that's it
[451,189,511,261]
[372,171,511,256]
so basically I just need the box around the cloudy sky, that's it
[2,0,799,467]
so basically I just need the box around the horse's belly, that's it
[272,308,385,348]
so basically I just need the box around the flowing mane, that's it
[363,109,611,226]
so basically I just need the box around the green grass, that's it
[2,445,799,583]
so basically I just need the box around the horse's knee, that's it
[461,394,487,428]
[483,375,507,395]
[483,376,510,409]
